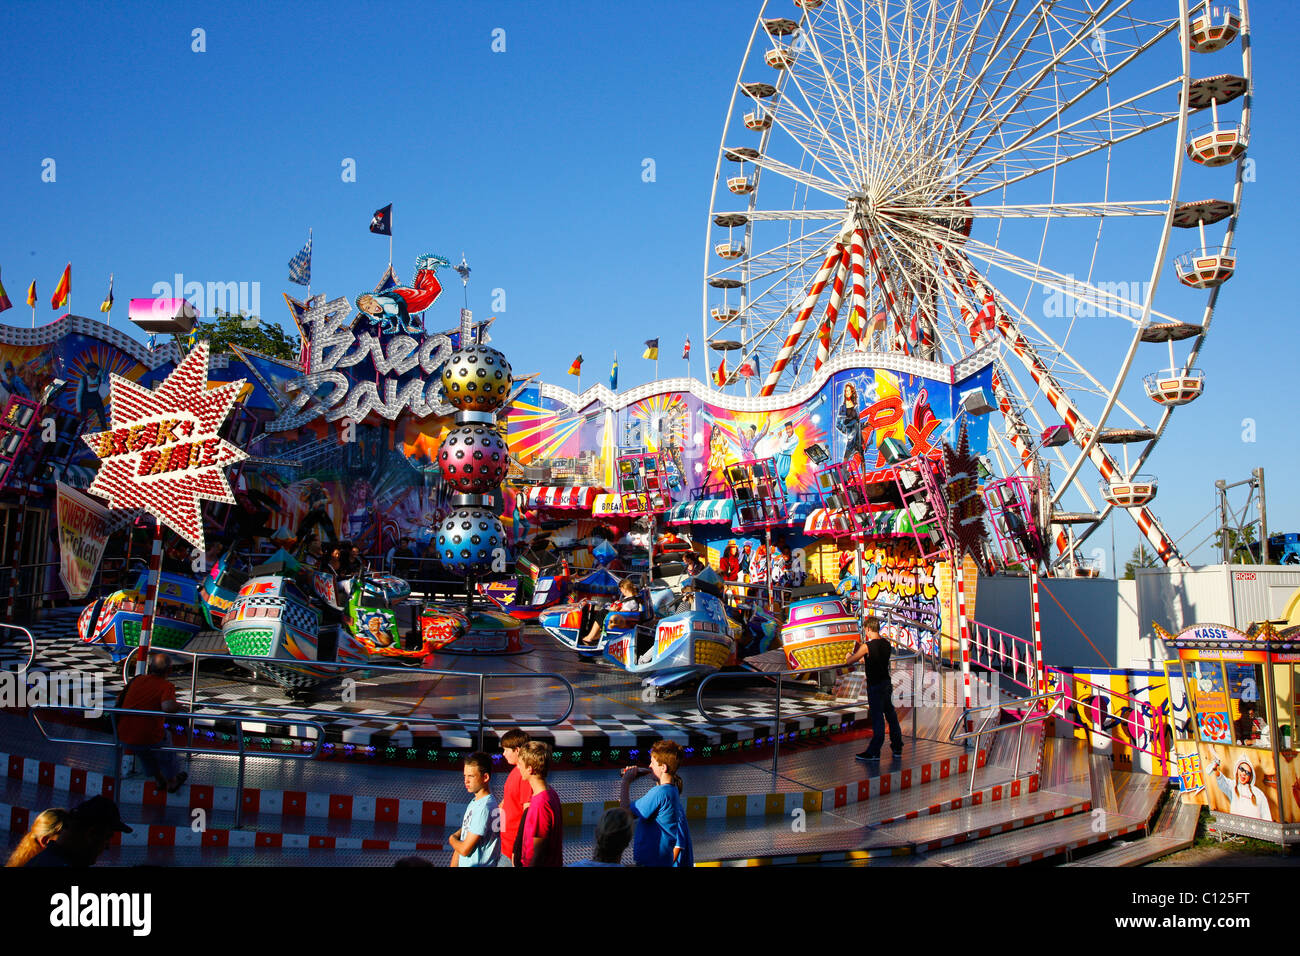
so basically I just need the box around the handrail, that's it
[119,644,576,753]
[947,690,1063,795]
[28,703,327,827]
[697,645,925,776]
[0,622,35,674]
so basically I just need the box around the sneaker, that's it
[855,751,880,761]
[891,749,903,758]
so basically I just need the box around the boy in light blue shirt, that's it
[449,751,500,867]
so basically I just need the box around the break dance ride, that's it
[703,0,1251,576]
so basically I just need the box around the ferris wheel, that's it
[701,0,1251,572]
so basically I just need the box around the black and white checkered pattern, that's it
[3,609,868,752]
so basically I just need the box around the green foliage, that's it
[1213,524,1259,564]
[194,311,298,362]
[1122,544,1158,579]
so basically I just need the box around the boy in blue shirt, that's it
[449,751,500,867]
[618,739,693,867]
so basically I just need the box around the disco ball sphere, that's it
[435,508,507,576]
[441,347,513,412]
[437,425,509,494]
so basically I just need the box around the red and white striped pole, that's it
[134,519,164,676]
[957,559,972,735]
[1030,562,1045,706]
[759,244,843,396]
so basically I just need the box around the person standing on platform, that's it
[843,616,903,761]
[618,740,693,867]
[498,728,531,866]
[449,752,500,867]
[516,742,563,867]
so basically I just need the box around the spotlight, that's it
[961,390,996,416]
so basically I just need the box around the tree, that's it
[193,311,298,362]
[1213,524,1259,564]
[1122,544,1158,579]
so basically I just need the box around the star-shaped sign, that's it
[82,341,248,552]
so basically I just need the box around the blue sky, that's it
[1,1,1295,571]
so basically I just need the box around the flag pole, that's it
[307,228,313,301]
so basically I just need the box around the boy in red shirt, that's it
[117,654,187,793]
[516,741,563,867]
[498,728,531,866]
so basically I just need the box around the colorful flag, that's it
[714,357,727,386]
[682,336,691,360]
[99,274,114,313]
[0,267,11,313]
[288,232,312,286]
[642,338,659,361]
[51,264,70,310]
[973,292,997,339]
[737,355,759,379]
[369,204,393,236]
[847,306,863,343]
[568,354,583,376]
[26,280,36,308]
[609,353,618,390]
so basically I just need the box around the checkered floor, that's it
[1,609,868,754]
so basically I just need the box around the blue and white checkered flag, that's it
[288,231,312,287]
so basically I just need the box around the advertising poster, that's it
[55,481,111,599]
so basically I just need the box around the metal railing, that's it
[964,618,1171,767]
[947,690,1063,796]
[28,703,327,828]
[696,645,924,776]
[119,644,577,757]
[0,622,35,674]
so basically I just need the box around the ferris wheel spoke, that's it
[790,9,875,183]
[955,233,1181,328]
[961,38,1180,183]
[765,93,867,191]
[915,2,1020,170]
[732,150,851,202]
[956,1,1133,166]
[986,281,1157,431]
[958,77,1182,194]
[945,2,1059,164]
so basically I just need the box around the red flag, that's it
[51,264,70,310]
[0,268,11,314]
[714,357,727,386]
[973,293,997,339]
[567,354,583,376]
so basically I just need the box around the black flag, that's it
[369,203,393,236]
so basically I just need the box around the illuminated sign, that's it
[268,297,458,428]
[82,342,246,552]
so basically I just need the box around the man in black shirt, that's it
[843,616,903,761]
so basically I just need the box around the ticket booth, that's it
[1161,622,1300,844]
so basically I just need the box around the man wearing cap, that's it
[24,797,132,867]
[117,654,188,794]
